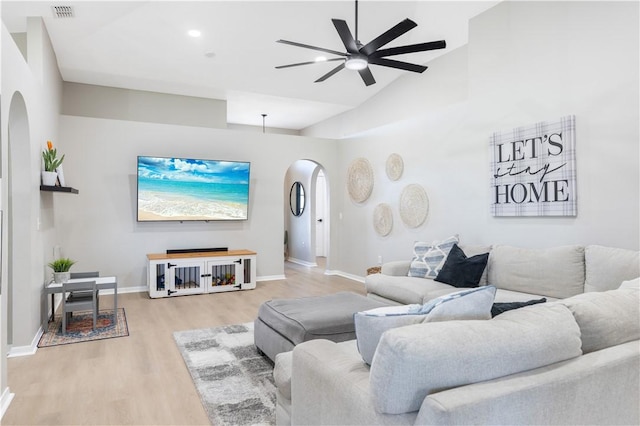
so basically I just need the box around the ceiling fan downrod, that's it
[354,0,359,45]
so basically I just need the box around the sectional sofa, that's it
[365,243,640,304]
[273,243,640,425]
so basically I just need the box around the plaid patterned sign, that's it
[490,116,577,216]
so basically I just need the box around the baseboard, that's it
[8,326,42,358]
[114,285,147,294]
[257,275,286,282]
[286,257,318,267]
[326,270,365,284]
[0,386,15,420]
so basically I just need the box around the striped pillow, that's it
[408,235,459,278]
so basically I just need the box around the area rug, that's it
[173,322,276,426]
[38,308,129,348]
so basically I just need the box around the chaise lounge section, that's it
[275,281,640,425]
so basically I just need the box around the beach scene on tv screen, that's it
[137,156,250,221]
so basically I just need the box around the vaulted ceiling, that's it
[2,1,499,130]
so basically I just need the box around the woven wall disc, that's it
[373,203,393,236]
[347,158,374,203]
[399,184,429,228]
[385,153,404,181]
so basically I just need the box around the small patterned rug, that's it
[173,322,275,426]
[38,308,129,348]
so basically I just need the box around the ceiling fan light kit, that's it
[345,56,368,71]
[276,0,446,86]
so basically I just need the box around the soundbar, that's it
[166,247,228,254]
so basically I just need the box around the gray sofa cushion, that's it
[355,286,496,365]
[558,287,640,353]
[365,273,460,305]
[369,303,582,415]
[488,245,585,299]
[381,260,411,276]
[584,245,640,292]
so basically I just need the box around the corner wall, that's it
[1,17,64,411]
[304,1,639,276]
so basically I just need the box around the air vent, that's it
[52,6,74,18]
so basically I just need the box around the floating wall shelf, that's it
[40,185,79,194]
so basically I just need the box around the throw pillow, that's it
[434,244,489,288]
[491,298,547,317]
[355,286,496,365]
[408,235,459,279]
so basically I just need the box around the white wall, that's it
[62,82,228,129]
[55,115,338,290]
[304,1,639,276]
[1,17,64,406]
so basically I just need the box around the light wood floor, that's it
[3,260,365,425]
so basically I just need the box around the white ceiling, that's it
[2,0,499,130]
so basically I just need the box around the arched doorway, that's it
[284,160,330,272]
[6,92,32,348]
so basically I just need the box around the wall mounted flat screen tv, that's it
[137,156,250,222]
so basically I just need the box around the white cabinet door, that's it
[151,259,205,297]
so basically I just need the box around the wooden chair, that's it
[62,281,97,335]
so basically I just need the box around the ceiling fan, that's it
[275,0,446,86]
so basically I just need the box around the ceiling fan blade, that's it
[358,67,376,86]
[315,63,346,82]
[360,18,417,56]
[331,19,359,53]
[277,39,347,57]
[370,40,446,58]
[368,57,427,73]
[276,58,344,69]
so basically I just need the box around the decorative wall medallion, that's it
[347,158,374,203]
[373,203,393,236]
[399,184,429,228]
[385,153,404,181]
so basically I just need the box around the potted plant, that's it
[48,257,76,283]
[41,140,65,186]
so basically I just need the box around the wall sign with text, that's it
[490,115,576,217]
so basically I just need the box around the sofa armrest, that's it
[291,339,417,425]
[381,260,411,276]
[415,341,639,425]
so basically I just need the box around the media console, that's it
[146,249,256,298]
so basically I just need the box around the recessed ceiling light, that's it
[188,29,201,38]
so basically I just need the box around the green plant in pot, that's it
[41,140,65,186]
[48,257,75,283]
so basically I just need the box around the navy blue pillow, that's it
[491,298,547,317]
[434,244,489,288]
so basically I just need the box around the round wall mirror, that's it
[290,181,305,216]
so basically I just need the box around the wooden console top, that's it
[146,249,256,261]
